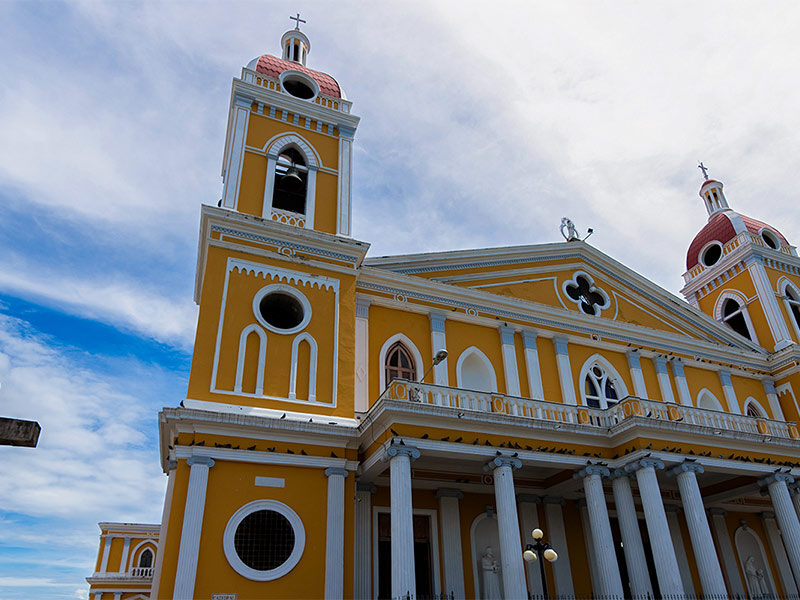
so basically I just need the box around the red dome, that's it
[254,54,342,98]
[686,211,788,269]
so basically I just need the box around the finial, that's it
[698,161,709,181]
[560,217,593,242]
[289,12,306,30]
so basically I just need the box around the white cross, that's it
[698,161,709,180]
[290,13,306,30]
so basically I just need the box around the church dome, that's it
[247,54,342,99]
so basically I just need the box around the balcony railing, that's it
[129,566,154,578]
[378,379,800,441]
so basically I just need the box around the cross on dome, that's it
[290,13,306,30]
[698,161,709,181]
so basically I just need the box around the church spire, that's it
[281,13,311,66]
[697,162,730,218]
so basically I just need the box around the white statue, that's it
[744,556,765,598]
[560,217,579,241]
[480,546,502,600]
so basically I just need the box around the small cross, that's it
[698,161,709,181]
[290,13,306,30]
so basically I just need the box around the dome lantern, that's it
[697,162,729,218]
[281,13,311,66]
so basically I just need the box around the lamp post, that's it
[522,527,558,599]
[419,349,448,383]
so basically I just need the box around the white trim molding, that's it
[252,283,312,335]
[235,324,267,395]
[262,133,320,229]
[289,332,318,402]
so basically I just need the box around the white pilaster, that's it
[610,471,653,599]
[653,356,676,403]
[324,467,348,599]
[499,326,521,397]
[113,593,121,600]
[763,378,786,421]
[150,459,177,600]
[221,94,251,209]
[93,594,102,600]
[517,494,543,597]
[429,313,449,386]
[553,337,576,405]
[484,456,527,600]
[436,489,466,600]
[521,331,544,400]
[718,370,741,414]
[354,482,375,600]
[576,499,599,595]
[671,359,694,406]
[99,534,113,573]
[174,455,214,600]
[118,536,131,573]
[626,350,648,398]
[664,505,696,596]
[708,508,747,598]
[542,496,574,597]
[760,511,799,596]
[628,458,684,596]
[575,465,624,597]
[336,126,355,236]
[747,258,794,351]
[759,473,800,582]
[354,298,370,413]
[388,445,420,599]
[668,462,727,596]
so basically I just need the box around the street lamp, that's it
[419,349,448,383]
[522,527,558,598]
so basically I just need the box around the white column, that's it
[553,337,576,405]
[354,298,370,412]
[759,473,800,581]
[173,455,214,600]
[760,511,799,596]
[499,326,521,397]
[610,470,653,599]
[708,508,747,598]
[718,370,741,414]
[324,467,348,599]
[763,378,786,421]
[150,459,177,600]
[671,359,693,406]
[792,486,800,520]
[221,94,251,208]
[92,593,102,600]
[521,331,544,400]
[388,445,420,599]
[113,593,121,600]
[627,458,684,596]
[664,505,696,596]
[668,461,727,596]
[575,465,624,597]
[429,313,449,386]
[118,536,131,574]
[517,494,544,597]
[99,534,113,573]
[542,496,574,597]
[354,482,375,600]
[484,456,527,599]
[336,125,355,235]
[576,499,599,595]
[626,350,648,398]
[437,489,466,599]
[654,356,676,403]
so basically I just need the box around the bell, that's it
[281,166,304,187]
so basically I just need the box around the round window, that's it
[701,243,722,267]
[253,285,311,334]
[761,229,780,250]
[279,72,318,101]
[224,500,305,581]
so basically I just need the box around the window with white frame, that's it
[272,147,308,215]
[583,362,620,409]
[138,548,153,568]
[745,400,765,418]
[783,283,800,334]
[720,297,753,340]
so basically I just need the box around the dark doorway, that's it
[377,512,435,599]
[609,516,660,599]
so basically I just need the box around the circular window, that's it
[224,500,305,581]
[761,229,780,250]
[279,71,319,101]
[253,284,311,334]
[701,242,722,267]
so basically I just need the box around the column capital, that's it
[667,460,705,477]
[718,370,733,387]
[654,355,668,374]
[187,455,215,468]
[516,493,541,504]
[553,336,569,356]
[436,488,464,499]
[167,459,178,471]
[356,481,377,493]
[758,472,795,487]
[624,457,664,473]
[762,378,777,395]
[386,445,421,461]
[574,465,610,479]
[671,358,686,376]
[325,467,349,478]
[355,298,371,318]
[233,91,255,108]
[499,325,515,345]
[521,330,538,349]
[760,511,777,520]
[428,312,447,333]
[609,468,632,480]
[626,349,642,368]
[707,507,727,517]
[542,495,565,506]
[483,455,522,472]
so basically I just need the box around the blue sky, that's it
[2,1,800,597]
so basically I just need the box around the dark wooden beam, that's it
[0,417,41,447]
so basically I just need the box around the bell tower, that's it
[219,16,359,236]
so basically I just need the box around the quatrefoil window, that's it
[563,272,610,316]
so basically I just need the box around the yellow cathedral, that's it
[87,18,800,600]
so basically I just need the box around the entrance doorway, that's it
[609,516,660,598]
[376,511,440,599]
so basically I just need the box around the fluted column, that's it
[627,458,683,596]
[174,455,214,600]
[576,498,599,595]
[484,456,527,599]
[575,465,624,597]
[791,485,800,520]
[354,482,375,600]
[760,511,799,596]
[324,467,348,599]
[388,445,420,599]
[542,496,574,597]
[708,508,747,598]
[664,505,696,595]
[759,472,800,582]
[668,461,727,596]
[610,470,653,599]
[437,489,466,600]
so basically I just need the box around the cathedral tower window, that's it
[138,548,153,568]
[273,147,308,214]
[253,284,312,335]
[780,281,800,340]
[721,297,752,340]
[385,342,417,384]
[700,242,723,267]
[760,228,781,250]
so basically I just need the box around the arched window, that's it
[272,147,308,215]
[721,297,752,340]
[385,342,416,384]
[456,348,497,393]
[784,284,800,333]
[697,389,724,412]
[583,363,620,409]
[139,548,153,568]
[744,398,767,419]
